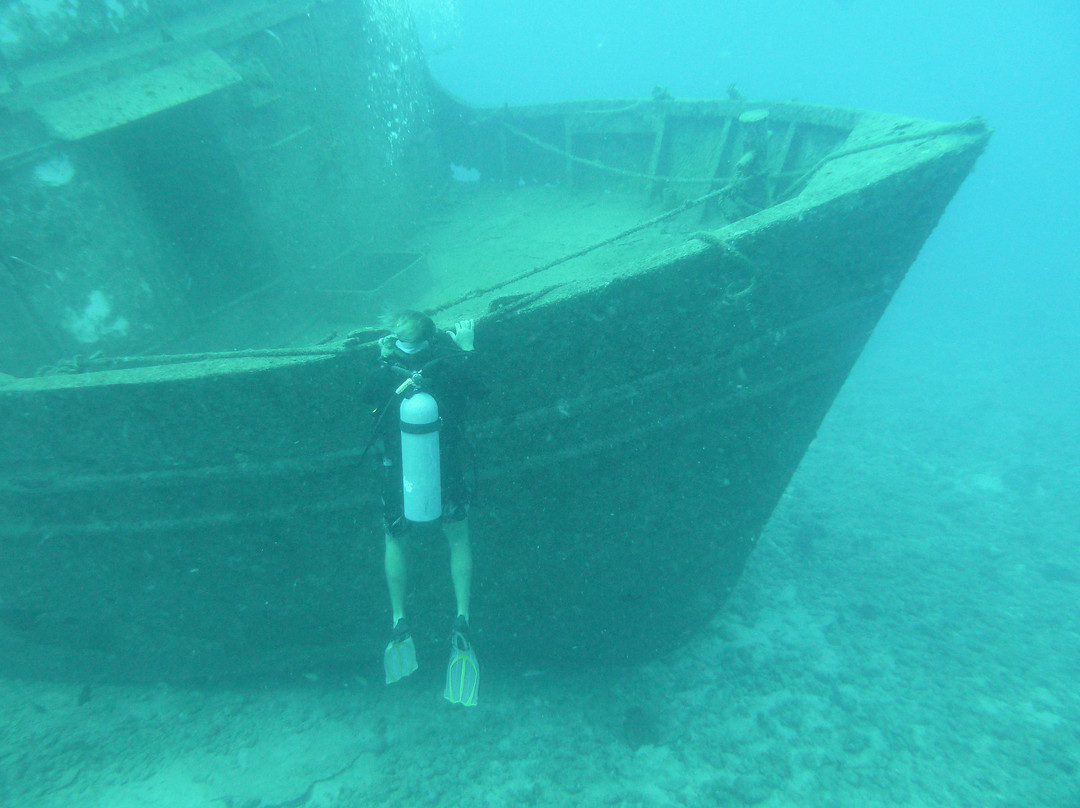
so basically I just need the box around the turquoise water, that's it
[3,1,1078,805]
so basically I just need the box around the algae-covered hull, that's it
[0,11,990,679]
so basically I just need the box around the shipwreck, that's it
[0,0,989,680]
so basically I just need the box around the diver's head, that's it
[390,310,435,354]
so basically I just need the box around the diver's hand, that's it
[447,319,475,351]
[378,334,397,358]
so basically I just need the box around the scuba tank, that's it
[399,391,441,521]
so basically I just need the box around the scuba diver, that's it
[361,310,482,706]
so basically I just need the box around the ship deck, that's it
[161,183,693,354]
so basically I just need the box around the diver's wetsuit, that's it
[361,332,481,536]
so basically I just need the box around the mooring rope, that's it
[430,178,749,316]
[501,121,731,186]
[780,116,988,201]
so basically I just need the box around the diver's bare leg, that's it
[443,518,472,621]
[384,532,408,624]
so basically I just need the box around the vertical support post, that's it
[499,120,509,187]
[738,109,770,172]
[735,109,770,209]
[563,116,575,189]
[699,117,733,223]
[647,114,667,201]
[768,120,797,205]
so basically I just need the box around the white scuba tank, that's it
[399,391,441,521]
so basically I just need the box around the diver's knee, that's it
[443,517,469,546]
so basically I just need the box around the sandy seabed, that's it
[3,353,1078,808]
